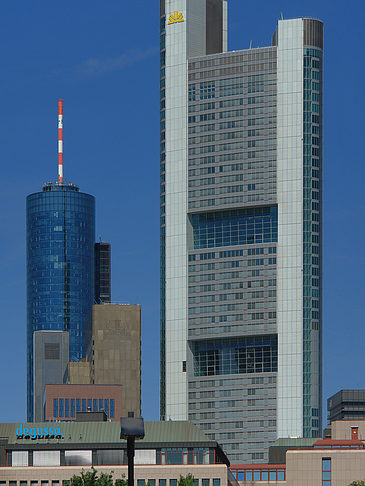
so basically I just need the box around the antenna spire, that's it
[58,99,63,183]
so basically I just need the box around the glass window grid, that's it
[192,207,277,249]
[193,335,277,377]
[303,48,322,437]
[55,398,112,417]
[232,469,285,481]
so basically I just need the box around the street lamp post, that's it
[120,417,145,486]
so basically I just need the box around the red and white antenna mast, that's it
[58,99,63,183]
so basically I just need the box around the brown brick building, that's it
[44,384,123,422]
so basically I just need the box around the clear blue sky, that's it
[0,0,364,424]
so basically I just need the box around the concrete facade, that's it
[86,304,141,418]
[67,361,90,384]
[0,464,233,486]
[33,331,69,422]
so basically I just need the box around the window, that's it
[59,399,64,417]
[202,480,209,486]
[65,399,69,418]
[88,399,92,410]
[192,206,278,249]
[159,481,166,486]
[137,481,145,486]
[148,481,156,486]
[53,399,58,418]
[99,399,104,411]
[193,335,277,376]
[322,458,331,485]
[93,399,97,412]
[82,398,86,412]
[170,481,177,486]
[71,399,75,417]
[110,399,115,418]
[105,399,109,417]
[213,480,220,486]
[44,343,60,360]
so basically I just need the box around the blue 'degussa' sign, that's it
[16,424,64,440]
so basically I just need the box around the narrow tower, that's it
[26,100,95,421]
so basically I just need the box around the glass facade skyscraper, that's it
[26,182,95,421]
[160,1,323,464]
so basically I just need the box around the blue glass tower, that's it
[26,182,95,421]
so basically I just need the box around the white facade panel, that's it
[134,449,157,465]
[165,0,188,421]
[64,450,92,466]
[12,451,28,467]
[164,0,214,421]
[223,1,228,52]
[277,18,304,439]
[33,450,60,467]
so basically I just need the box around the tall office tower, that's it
[95,242,111,303]
[26,101,95,421]
[160,2,323,463]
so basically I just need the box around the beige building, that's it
[67,304,141,419]
[229,420,365,486]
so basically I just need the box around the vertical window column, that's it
[322,458,331,485]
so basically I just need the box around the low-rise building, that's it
[230,420,365,485]
[0,421,236,486]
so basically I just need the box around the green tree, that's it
[68,468,127,486]
[178,474,196,486]
[348,482,365,486]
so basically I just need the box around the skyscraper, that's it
[26,101,95,421]
[160,2,323,463]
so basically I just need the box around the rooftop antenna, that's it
[58,99,63,183]
[249,40,252,49]
[280,12,284,20]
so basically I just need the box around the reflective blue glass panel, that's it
[26,183,95,421]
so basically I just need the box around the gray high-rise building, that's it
[160,1,323,463]
[33,331,69,422]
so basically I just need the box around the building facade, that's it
[327,390,365,423]
[26,182,95,421]
[160,1,323,463]
[95,242,111,303]
[33,331,69,422]
[0,421,235,486]
[44,384,122,421]
[84,304,142,418]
